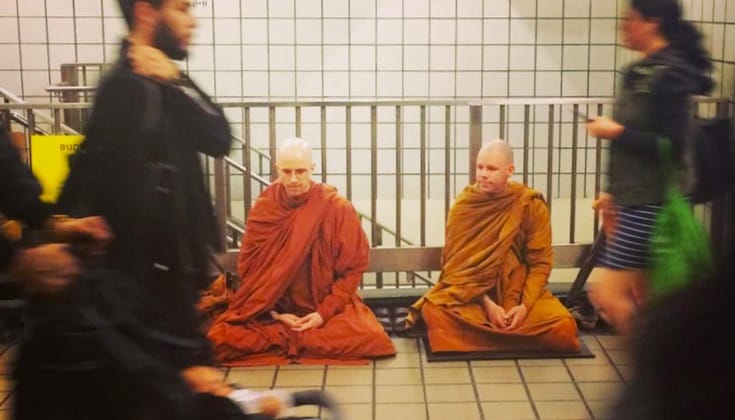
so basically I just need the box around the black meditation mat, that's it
[421,335,595,362]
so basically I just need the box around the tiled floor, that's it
[0,330,630,420]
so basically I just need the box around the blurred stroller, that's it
[12,265,343,420]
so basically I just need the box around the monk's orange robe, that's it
[406,182,580,353]
[207,182,396,365]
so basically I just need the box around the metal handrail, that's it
[0,87,81,135]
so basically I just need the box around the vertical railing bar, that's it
[268,106,276,181]
[295,105,301,137]
[499,104,506,139]
[395,105,402,247]
[26,109,35,167]
[53,108,61,134]
[570,104,579,244]
[320,105,327,183]
[370,105,381,288]
[546,105,554,213]
[346,105,353,201]
[243,107,253,218]
[523,104,530,185]
[444,105,451,220]
[213,157,228,252]
[593,103,603,237]
[469,104,483,184]
[420,105,427,246]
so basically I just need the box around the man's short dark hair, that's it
[118,0,165,28]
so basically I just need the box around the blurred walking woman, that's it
[585,0,712,337]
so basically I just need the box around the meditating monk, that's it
[406,139,580,353]
[207,137,396,365]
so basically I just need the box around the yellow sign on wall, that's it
[30,135,84,203]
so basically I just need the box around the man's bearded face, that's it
[153,18,188,60]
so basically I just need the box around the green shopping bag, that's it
[649,139,713,298]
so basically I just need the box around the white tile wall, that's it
[0,44,20,69]
[19,17,48,43]
[18,0,45,17]
[1,0,730,105]
[0,1,16,16]
[0,17,19,43]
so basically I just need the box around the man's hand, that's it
[504,304,528,330]
[292,312,324,332]
[9,244,80,296]
[128,44,181,82]
[586,116,624,140]
[593,193,618,239]
[54,216,112,254]
[181,366,232,397]
[483,297,507,329]
[270,310,300,328]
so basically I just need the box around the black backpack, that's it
[689,115,734,204]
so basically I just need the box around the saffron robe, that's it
[207,182,396,365]
[406,182,580,353]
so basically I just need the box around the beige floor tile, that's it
[534,400,592,419]
[338,403,373,420]
[288,404,320,418]
[577,381,624,401]
[375,403,427,420]
[325,368,373,386]
[520,366,572,383]
[375,368,422,385]
[391,337,421,353]
[517,358,565,367]
[475,383,528,402]
[424,384,476,403]
[616,364,635,381]
[595,334,626,351]
[471,359,517,367]
[422,366,471,384]
[605,349,633,366]
[375,385,425,403]
[586,399,617,420]
[428,402,482,420]
[275,369,325,387]
[227,368,276,388]
[325,385,373,404]
[568,365,621,382]
[421,358,469,369]
[480,401,536,420]
[527,382,582,401]
[0,376,11,393]
[375,351,421,368]
[564,352,609,366]
[328,362,373,370]
[278,363,327,371]
[472,366,523,383]
[580,334,602,350]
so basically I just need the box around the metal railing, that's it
[2,93,731,289]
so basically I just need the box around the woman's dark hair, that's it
[118,0,164,29]
[631,0,712,73]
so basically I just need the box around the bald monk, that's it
[406,139,580,353]
[207,137,396,365]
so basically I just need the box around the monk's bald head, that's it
[276,137,313,163]
[276,137,315,198]
[475,139,515,195]
[479,139,514,165]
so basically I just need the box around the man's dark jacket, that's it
[0,123,51,269]
[56,40,232,368]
